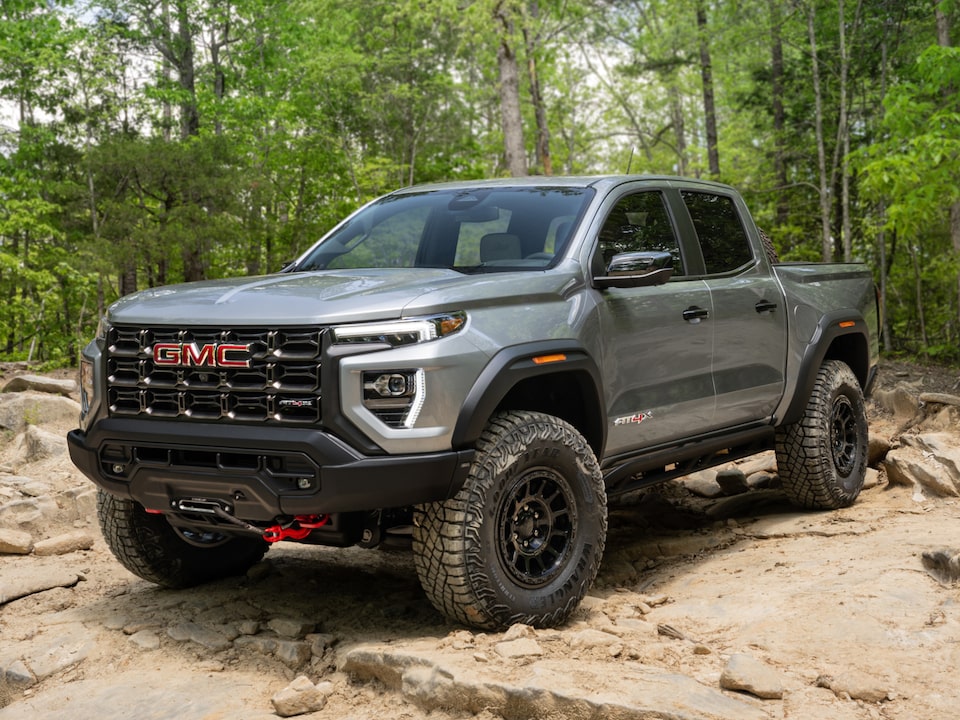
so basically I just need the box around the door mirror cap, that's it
[593,251,674,289]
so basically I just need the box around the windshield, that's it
[295,186,594,273]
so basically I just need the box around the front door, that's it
[594,189,716,455]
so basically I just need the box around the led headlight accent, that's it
[79,358,94,417]
[332,312,466,346]
[362,369,425,428]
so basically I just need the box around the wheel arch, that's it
[780,311,872,426]
[450,341,606,456]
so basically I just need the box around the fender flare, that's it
[780,310,872,426]
[450,340,606,453]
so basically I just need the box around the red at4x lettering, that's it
[152,342,251,368]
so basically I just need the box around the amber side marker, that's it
[838,320,856,329]
[533,353,567,365]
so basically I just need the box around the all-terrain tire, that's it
[97,490,268,588]
[413,410,607,630]
[775,360,868,509]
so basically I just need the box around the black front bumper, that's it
[68,419,474,521]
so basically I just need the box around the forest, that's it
[0,0,958,367]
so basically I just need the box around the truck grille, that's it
[105,326,323,425]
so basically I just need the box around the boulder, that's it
[2,374,77,397]
[0,393,79,434]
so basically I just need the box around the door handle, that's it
[683,306,710,323]
[755,300,778,314]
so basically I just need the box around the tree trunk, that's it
[838,0,852,262]
[696,0,719,178]
[769,0,788,228]
[496,6,527,178]
[522,3,551,176]
[177,0,199,139]
[936,1,960,339]
[805,4,832,261]
[669,85,688,176]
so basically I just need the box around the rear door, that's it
[678,189,788,427]
[592,188,716,453]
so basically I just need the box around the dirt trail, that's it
[1,361,959,719]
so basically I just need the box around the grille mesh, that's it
[106,326,323,425]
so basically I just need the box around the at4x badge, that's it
[613,410,653,426]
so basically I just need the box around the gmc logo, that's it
[152,343,251,368]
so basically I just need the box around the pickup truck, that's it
[68,175,879,630]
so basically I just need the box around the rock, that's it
[22,625,95,680]
[166,622,232,652]
[0,565,81,605]
[128,630,161,651]
[745,471,776,490]
[274,640,312,669]
[565,629,622,649]
[719,653,783,699]
[343,642,768,719]
[921,549,960,586]
[867,436,891,467]
[716,468,749,495]
[0,496,60,533]
[820,670,891,703]
[502,623,536,641]
[494,638,543,659]
[884,434,960,497]
[737,452,777,476]
[20,425,68,462]
[873,386,919,419]
[0,393,80,434]
[4,659,36,687]
[267,617,316,639]
[62,486,97,522]
[0,528,33,554]
[33,531,95,556]
[679,469,723,498]
[863,467,881,490]
[271,675,329,717]
[2,374,77,396]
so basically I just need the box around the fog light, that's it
[361,369,425,428]
[373,373,411,397]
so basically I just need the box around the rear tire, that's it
[413,411,607,630]
[775,360,868,509]
[97,490,268,588]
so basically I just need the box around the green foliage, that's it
[0,0,957,365]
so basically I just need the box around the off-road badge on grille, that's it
[279,398,316,408]
[152,342,251,368]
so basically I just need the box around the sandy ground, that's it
[0,360,959,719]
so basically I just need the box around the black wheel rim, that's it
[496,468,576,588]
[830,395,859,477]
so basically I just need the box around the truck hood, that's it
[106,268,574,326]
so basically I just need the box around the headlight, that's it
[332,312,466,346]
[79,358,94,417]
[95,315,112,345]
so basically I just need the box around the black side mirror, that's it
[593,251,674,289]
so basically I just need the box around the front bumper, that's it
[68,418,474,521]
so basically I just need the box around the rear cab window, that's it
[680,191,754,275]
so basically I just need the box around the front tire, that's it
[97,490,268,588]
[413,411,607,630]
[775,359,868,509]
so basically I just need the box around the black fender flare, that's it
[450,340,606,454]
[780,309,872,426]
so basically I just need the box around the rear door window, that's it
[680,191,753,274]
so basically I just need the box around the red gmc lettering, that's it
[152,343,251,368]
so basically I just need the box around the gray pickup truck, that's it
[68,175,878,629]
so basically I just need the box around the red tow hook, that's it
[262,514,330,543]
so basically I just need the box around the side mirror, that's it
[593,251,674,289]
